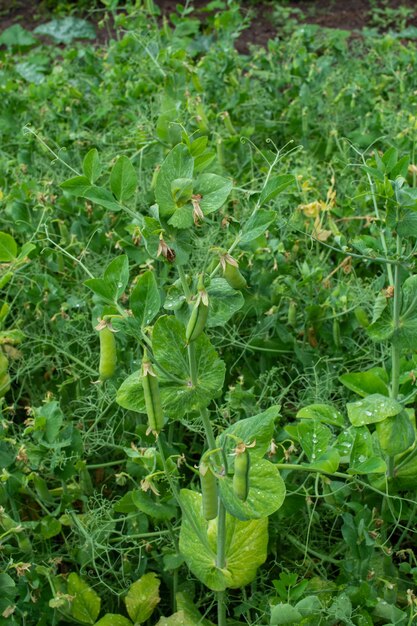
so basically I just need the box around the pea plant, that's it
[57,134,295,625]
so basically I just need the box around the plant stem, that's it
[216,501,227,626]
[388,234,402,478]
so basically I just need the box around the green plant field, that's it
[1,1,417,625]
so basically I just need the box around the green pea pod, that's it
[233,449,250,502]
[0,272,12,290]
[199,458,218,521]
[99,326,117,381]
[0,351,8,376]
[287,301,296,327]
[142,351,164,433]
[186,292,209,343]
[223,256,247,290]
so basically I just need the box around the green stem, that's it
[287,533,341,566]
[216,501,227,626]
[389,233,402,478]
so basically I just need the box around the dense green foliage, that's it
[2,2,417,625]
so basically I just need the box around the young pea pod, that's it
[233,445,250,502]
[332,318,341,349]
[221,254,247,290]
[142,350,164,434]
[287,301,297,327]
[186,275,209,344]
[199,455,218,521]
[98,324,117,381]
[354,307,370,329]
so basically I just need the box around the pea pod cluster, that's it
[142,350,164,434]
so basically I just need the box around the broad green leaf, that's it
[33,401,63,444]
[34,17,96,43]
[0,24,38,48]
[296,421,332,462]
[95,615,132,626]
[110,156,137,202]
[67,573,101,625]
[296,404,344,427]
[397,210,417,238]
[156,611,198,626]
[175,591,214,626]
[376,410,415,456]
[155,144,194,217]
[83,186,122,212]
[15,61,45,84]
[40,516,62,539]
[60,176,91,196]
[270,603,302,625]
[217,406,280,459]
[0,573,15,598]
[347,394,402,427]
[219,458,286,520]
[179,489,268,591]
[348,426,386,474]
[395,453,417,489]
[84,278,116,304]
[240,209,275,244]
[125,573,160,624]
[339,368,389,397]
[381,146,398,173]
[83,149,101,184]
[196,173,232,214]
[303,449,340,473]
[206,278,244,327]
[259,174,294,205]
[104,256,129,300]
[117,317,225,418]
[0,233,17,262]
[168,204,194,229]
[130,271,161,327]
[295,595,322,617]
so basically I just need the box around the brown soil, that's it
[1,0,417,53]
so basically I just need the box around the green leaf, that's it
[296,404,344,427]
[0,24,38,47]
[104,255,129,300]
[206,278,244,327]
[347,394,402,427]
[0,232,17,262]
[15,61,45,84]
[175,591,214,626]
[83,149,101,184]
[33,401,63,444]
[339,368,389,397]
[84,278,116,304]
[296,421,332,462]
[376,410,415,456]
[270,603,302,625]
[348,426,387,474]
[125,573,160,624]
[368,275,417,349]
[303,449,340,473]
[67,573,101,625]
[82,186,122,212]
[259,174,294,205]
[179,489,268,591]
[240,209,275,244]
[40,516,62,539]
[195,173,232,214]
[95,615,132,626]
[117,317,225,419]
[219,458,286,520]
[217,406,280,459]
[156,611,198,626]
[130,271,161,327]
[397,210,417,238]
[155,144,194,217]
[110,156,137,203]
[60,176,91,196]
[34,17,96,43]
